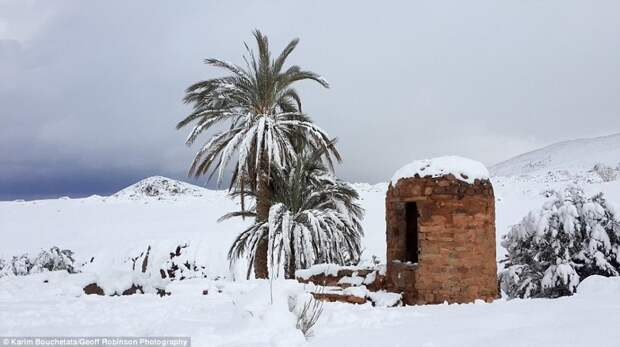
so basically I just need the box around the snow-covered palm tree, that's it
[177,30,340,278]
[225,147,364,279]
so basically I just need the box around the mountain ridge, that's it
[490,133,620,181]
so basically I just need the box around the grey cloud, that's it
[1,0,620,199]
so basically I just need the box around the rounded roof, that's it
[391,156,489,185]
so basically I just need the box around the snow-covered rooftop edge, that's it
[391,155,490,185]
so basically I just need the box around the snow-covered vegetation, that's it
[176,30,343,279]
[227,149,364,279]
[0,247,76,277]
[292,292,324,338]
[500,187,620,298]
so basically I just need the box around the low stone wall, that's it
[295,265,398,306]
[296,265,386,290]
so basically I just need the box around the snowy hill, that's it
[112,176,207,200]
[490,133,620,183]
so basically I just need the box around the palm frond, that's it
[227,147,364,278]
[218,211,257,222]
[178,30,334,195]
[273,38,299,74]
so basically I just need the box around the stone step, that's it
[297,267,386,291]
[309,286,402,307]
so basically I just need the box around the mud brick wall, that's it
[385,174,497,305]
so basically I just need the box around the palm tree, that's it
[225,146,364,279]
[177,30,339,278]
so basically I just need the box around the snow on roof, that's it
[391,156,489,185]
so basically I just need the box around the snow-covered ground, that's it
[0,177,250,277]
[1,271,619,346]
[311,275,620,347]
[1,134,620,346]
[0,178,386,276]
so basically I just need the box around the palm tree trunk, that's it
[285,244,296,279]
[253,172,271,279]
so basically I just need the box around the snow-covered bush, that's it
[30,247,76,273]
[591,163,617,182]
[500,187,620,298]
[76,243,208,296]
[0,247,76,277]
[123,243,208,281]
[6,255,32,276]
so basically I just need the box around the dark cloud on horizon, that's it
[1,0,620,199]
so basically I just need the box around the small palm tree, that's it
[178,30,340,278]
[225,146,364,279]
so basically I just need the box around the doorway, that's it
[405,202,419,263]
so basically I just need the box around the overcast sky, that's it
[1,0,619,199]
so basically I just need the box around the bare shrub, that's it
[293,293,324,339]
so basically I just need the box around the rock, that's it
[83,283,104,296]
[121,285,144,296]
[156,288,171,297]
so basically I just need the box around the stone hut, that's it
[385,156,497,305]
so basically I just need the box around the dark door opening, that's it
[405,202,419,263]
